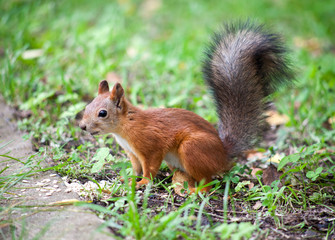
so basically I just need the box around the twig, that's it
[270,227,290,239]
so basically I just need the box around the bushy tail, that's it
[202,21,294,156]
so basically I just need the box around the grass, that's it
[1,0,335,239]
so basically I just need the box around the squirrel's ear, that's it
[110,83,124,108]
[98,80,110,94]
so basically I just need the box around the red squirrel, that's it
[79,22,294,193]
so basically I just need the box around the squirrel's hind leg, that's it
[177,138,222,193]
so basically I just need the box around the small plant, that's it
[278,143,329,184]
[306,167,323,181]
[90,147,115,174]
[214,222,257,240]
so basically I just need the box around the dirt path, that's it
[0,97,111,240]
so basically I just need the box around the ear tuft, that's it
[110,83,124,108]
[98,80,110,94]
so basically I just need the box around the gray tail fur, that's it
[202,21,294,156]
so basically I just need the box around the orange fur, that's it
[80,82,231,192]
[80,22,294,194]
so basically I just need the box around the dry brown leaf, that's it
[248,182,255,190]
[251,167,263,178]
[293,37,322,56]
[267,153,282,164]
[101,189,111,194]
[316,148,327,154]
[48,199,82,205]
[262,164,282,186]
[253,201,262,210]
[266,110,289,126]
[247,150,266,160]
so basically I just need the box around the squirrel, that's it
[79,22,294,193]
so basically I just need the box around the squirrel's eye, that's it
[98,110,107,118]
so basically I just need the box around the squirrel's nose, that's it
[80,123,87,131]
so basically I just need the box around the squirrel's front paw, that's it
[120,176,133,184]
[135,179,150,189]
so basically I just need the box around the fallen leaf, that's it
[22,49,43,59]
[262,164,282,186]
[188,215,197,221]
[101,189,111,194]
[253,201,262,210]
[316,148,327,154]
[251,168,263,178]
[247,150,266,160]
[267,153,282,164]
[48,199,81,205]
[248,182,255,190]
[293,37,322,56]
[266,110,289,126]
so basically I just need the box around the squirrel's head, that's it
[79,80,126,135]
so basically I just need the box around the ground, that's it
[2,97,334,239]
[0,98,111,240]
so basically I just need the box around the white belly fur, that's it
[113,133,136,156]
[113,134,184,171]
[164,152,185,171]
